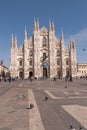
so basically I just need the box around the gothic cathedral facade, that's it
[10,19,77,79]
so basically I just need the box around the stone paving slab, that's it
[45,89,87,99]
[62,105,87,129]
[28,89,45,130]
[0,86,29,130]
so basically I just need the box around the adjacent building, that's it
[9,19,77,79]
[0,60,8,78]
[77,63,87,77]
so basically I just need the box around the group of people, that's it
[0,71,19,83]
[0,75,11,82]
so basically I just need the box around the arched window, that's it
[19,71,24,79]
[29,59,32,66]
[42,37,47,47]
[56,50,60,56]
[43,52,46,57]
[66,60,69,65]
[57,71,61,79]
[57,60,60,65]
[43,52,47,61]
[19,60,23,66]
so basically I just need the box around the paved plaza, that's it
[0,78,87,130]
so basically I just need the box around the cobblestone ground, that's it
[0,78,87,130]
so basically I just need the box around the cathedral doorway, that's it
[57,71,61,79]
[19,71,24,79]
[43,68,47,77]
[29,71,33,78]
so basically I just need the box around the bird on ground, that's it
[45,96,48,101]
[70,123,76,130]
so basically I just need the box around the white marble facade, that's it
[9,18,77,79]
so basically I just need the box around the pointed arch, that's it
[42,37,47,47]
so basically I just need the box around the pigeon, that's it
[27,103,34,109]
[30,103,34,109]
[79,125,84,130]
[45,96,48,101]
[70,123,75,130]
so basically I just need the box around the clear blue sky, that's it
[0,0,87,67]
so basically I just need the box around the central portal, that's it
[43,68,47,77]
[29,71,33,78]
[19,71,24,79]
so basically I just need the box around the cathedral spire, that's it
[70,38,75,50]
[11,34,17,48]
[49,18,51,31]
[51,17,54,31]
[14,35,17,48]
[24,26,27,40]
[37,17,39,30]
[11,34,14,48]
[11,34,14,45]
[60,29,65,47]
[11,34,16,48]
[34,17,37,31]
[60,29,64,41]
